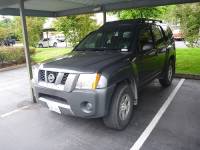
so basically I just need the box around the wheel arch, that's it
[169,54,176,62]
[104,62,139,116]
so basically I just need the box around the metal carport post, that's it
[19,0,36,103]
[103,10,106,24]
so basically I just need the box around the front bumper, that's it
[32,83,115,118]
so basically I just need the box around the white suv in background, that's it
[38,37,66,48]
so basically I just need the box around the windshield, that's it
[75,28,134,52]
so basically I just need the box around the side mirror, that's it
[142,43,153,51]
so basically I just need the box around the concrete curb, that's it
[175,73,200,80]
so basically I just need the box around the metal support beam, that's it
[19,0,36,103]
[0,8,56,17]
[56,5,102,17]
[103,11,106,24]
[103,0,200,11]
[56,0,199,17]
[0,0,199,17]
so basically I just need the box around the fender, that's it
[103,59,139,110]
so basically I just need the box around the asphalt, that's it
[0,67,32,114]
[141,79,200,150]
[0,67,200,150]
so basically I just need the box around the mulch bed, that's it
[175,73,200,80]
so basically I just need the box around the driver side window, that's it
[139,26,153,51]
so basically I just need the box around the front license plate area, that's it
[46,101,61,114]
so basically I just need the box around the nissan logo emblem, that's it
[48,73,55,83]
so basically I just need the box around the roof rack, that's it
[102,18,163,27]
[136,18,162,23]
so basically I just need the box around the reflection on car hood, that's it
[42,51,131,73]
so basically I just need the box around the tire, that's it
[39,44,43,48]
[53,42,57,48]
[159,59,175,87]
[103,82,134,130]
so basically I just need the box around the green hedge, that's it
[0,47,35,66]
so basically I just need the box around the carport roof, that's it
[0,0,199,17]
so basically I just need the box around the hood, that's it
[42,51,131,73]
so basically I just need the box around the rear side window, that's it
[163,26,173,42]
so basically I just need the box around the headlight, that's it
[76,73,107,89]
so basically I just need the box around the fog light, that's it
[86,102,92,111]
[81,102,93,113]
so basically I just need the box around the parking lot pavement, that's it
[141,79,200,150]
[0,67,32,114]
[0,68,200,150]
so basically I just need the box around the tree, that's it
[0,27,10,39]
[13,17,46,47]
[173,3,200,47]
[115,6,168,20]
[54,15,99,46]
[0,18,14,40]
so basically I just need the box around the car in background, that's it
[171,25,184,41]
[55,35,65,42]
[38,37,66,48]
[0,38,16,46]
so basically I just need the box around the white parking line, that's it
[0,105,31,118]
[130,79,185,150]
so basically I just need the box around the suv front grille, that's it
[38,70,69,85]
[61,73,69,85]
[39,70,45,81]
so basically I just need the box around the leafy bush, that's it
[166,3,200,47]
[0,49,8,65]
[54,15,99,47]
[0,47,36,67]
[13,17,46,47]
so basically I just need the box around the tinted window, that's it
[75,28,133,52]
[139,26,153,50]
[162,25,173,42]
[78,32,103,49]
[152,25,163,43]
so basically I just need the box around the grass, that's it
[31,48,71,63]
[31,47,200,75]
[176,48,200,75]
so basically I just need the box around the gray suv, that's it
[32,19,176,130]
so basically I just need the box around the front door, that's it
[137,24,158,84]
